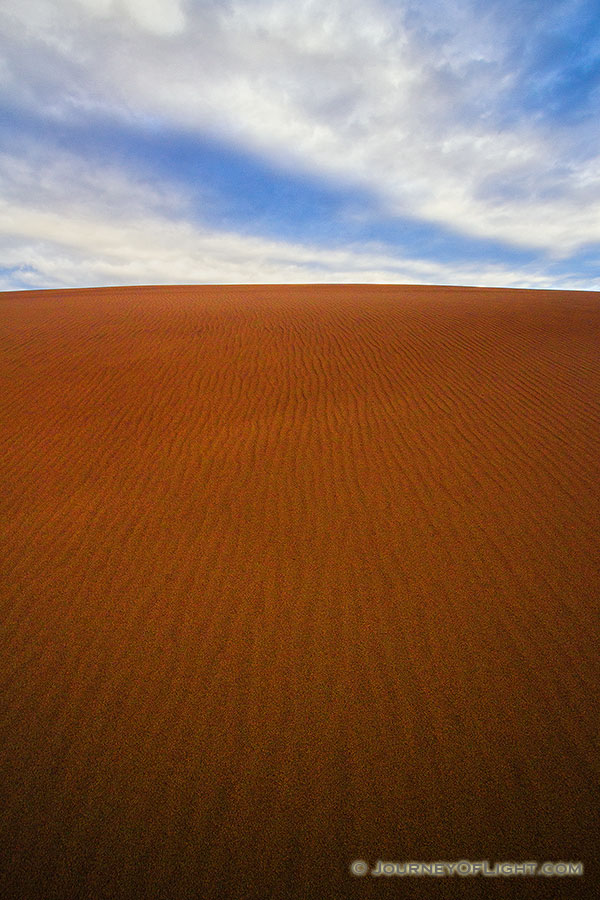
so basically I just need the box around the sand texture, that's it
[1,284,599,899]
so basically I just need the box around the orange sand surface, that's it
[1,284,599,899]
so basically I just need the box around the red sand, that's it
[1,284,599,899]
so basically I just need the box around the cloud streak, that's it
[0,145,592,292]
[1,0,599,289]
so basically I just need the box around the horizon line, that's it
[2,282,600,296]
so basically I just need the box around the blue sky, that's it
[1,0,599,289]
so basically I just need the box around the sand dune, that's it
[1,284,599,899]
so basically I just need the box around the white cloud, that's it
[0,147,595,292]
[72,0,186,35]
[1,0,599,282]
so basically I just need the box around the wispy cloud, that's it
[1,0,599,288]
[0,144,592,292]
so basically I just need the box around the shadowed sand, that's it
[1,284,599,899]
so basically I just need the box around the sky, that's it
[1,0,600,290]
